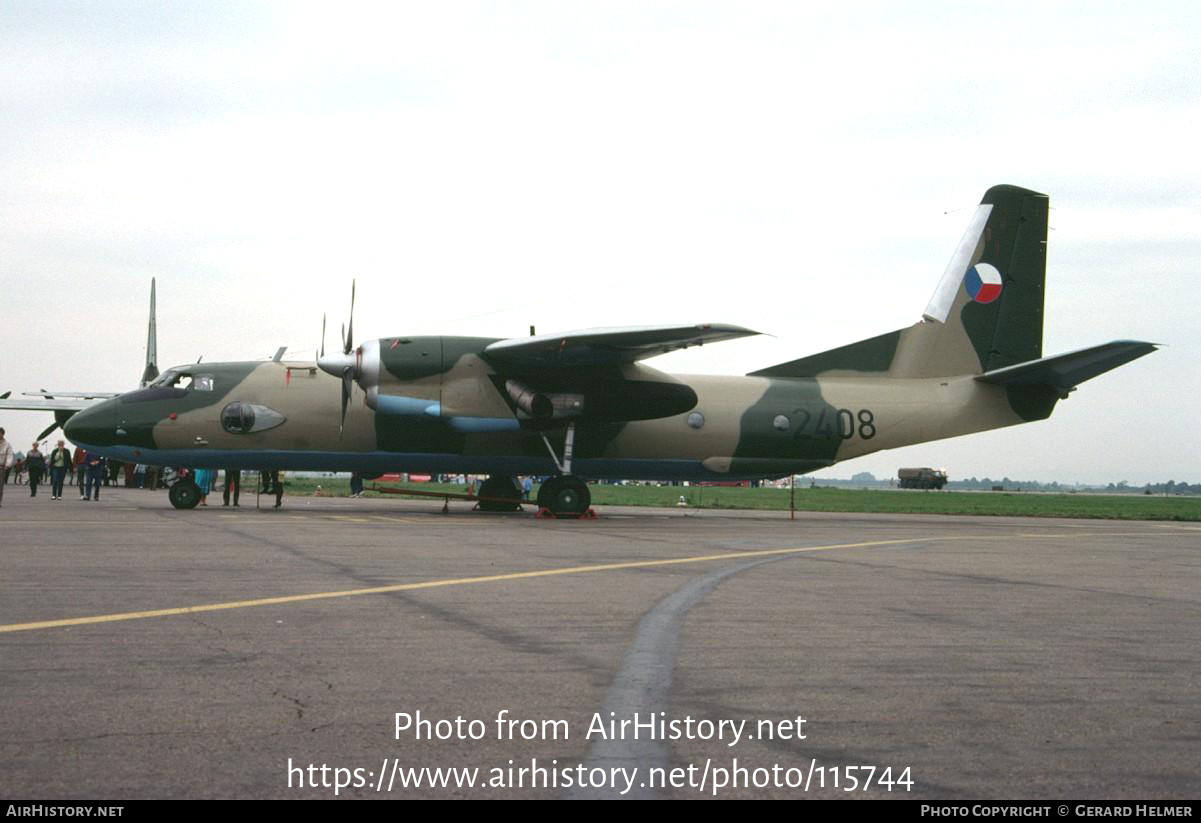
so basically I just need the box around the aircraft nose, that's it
[63,402,117,447]
[63,405,96,444]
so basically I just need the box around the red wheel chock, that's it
[536,507,599,520]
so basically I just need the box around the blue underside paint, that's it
[71,444,808,481]
[375,395,440,416]
[372,395,519,433]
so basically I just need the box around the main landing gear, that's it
[535,421,595,518]
[475,476,523,512]
[536,475,591,516]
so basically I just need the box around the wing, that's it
[0,391,115,412]
[483,323,760,369]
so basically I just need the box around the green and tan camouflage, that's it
[55,185,1156,512]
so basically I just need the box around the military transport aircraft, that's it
[0,279,160,440]
[59,185,1156,515]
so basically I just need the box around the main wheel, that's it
[476,475,523,512]
[168,480,201,510]
[541,476,590,516]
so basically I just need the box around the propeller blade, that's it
[320,313,327,358]
[340,367,353,432]
[344,280,356,354]
[36,410,76,442]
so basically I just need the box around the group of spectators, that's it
[1,427,283,509]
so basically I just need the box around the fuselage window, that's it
[773,414,790,431]
[687,412,705,429]
[193,375,214,391]
[220,401,286,434]
[221,402,256,434]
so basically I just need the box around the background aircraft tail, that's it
[140,277,159,387]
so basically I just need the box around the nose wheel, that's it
[168,480,201,510]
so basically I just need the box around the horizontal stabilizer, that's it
[975,340,1157,391]
[485,324,759,368]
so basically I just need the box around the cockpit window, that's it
[149,370,213,391]
[150,370,181,388]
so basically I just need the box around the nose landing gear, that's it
[168,479,201,509]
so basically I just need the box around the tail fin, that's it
[917,184,1048,374]
[140,277,159,387]
[751,184,1049,379]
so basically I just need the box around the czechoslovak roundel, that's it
[964,263,1003,304]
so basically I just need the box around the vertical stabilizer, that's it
[140,278,159,387]
[750,185,1049,380]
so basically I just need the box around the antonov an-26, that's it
[54,185,1155,515]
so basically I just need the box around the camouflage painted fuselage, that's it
[62,336,1042,480]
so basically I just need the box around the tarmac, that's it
[1,486,1198,799]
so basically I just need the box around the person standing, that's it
[48,440,71,500]
[193,468,212,506]
[349,471,363,498]
[84,451,105,501]
[222,468,240,506]
[260,469,284,508]
[73,446,86,490]
[25,443,46,498]
[0,427,13,508]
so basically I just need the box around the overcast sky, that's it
[2,1,1197,484]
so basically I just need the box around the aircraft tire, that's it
[542,476,590,516]
[168,480,201,510]
[477,475,522,512]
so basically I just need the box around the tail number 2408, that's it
[792,408,876,441]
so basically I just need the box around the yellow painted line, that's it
[0,535,943,635]
[1017,531,1197,539]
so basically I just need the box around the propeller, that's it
[316,281,358,433]
[37,410,76,441]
